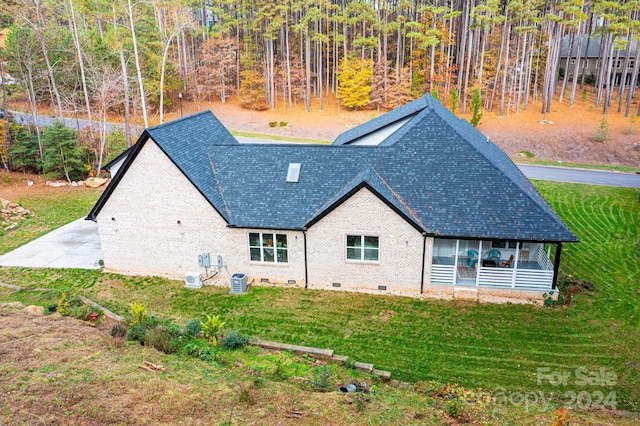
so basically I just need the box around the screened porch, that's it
[430,238,556,290]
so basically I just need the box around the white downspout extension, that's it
[476,240,483,286]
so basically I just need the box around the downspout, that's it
[303,230,308,289]
[552,243,563,290]
[420,232,427,294]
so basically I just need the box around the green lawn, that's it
[1,181,639,412]
[0,188,102,255]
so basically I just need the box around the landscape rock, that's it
[46,312,63,320]
[84,177,108,188]
[23,305,45,316]
[46,180,69,187]
[0,198,33,232]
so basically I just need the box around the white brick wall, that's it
[97,140,305,284]
[305,188,428,293]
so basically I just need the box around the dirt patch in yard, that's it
[165,92,640,168]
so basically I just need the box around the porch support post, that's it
[420,233,427,293]
[552,243,562,290]
[454,239,460,283]
[475,240,483,286]
[511,242,521,288]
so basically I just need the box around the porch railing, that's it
[431,258,554,290]
[535,245,554,271]
[431,264,455,285]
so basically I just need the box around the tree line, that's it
[1,0,639,179]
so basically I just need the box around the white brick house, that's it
[88,94,578,303]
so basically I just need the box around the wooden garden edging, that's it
[250,338,394,383]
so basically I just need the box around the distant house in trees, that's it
[560,35,640,86]
[87,94,578,304]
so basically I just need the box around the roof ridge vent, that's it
[286,162,301,183]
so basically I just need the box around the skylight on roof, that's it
[286,163,301,183]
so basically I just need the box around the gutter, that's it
[303,230,308,289]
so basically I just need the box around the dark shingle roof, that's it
[89,96,577,242]
[87,111,238,221]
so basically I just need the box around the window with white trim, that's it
[346,235,379,262]
[249,232,288,263]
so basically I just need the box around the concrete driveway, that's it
[0,219,102,269]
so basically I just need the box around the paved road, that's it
[518,165,640,188]
[10,111,143,135]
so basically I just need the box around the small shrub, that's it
[68,305,103,322]
[543,291,556,308]
[518,150,535,159]
[126,323,148,343]
[111,324,126,338]
[279,121,287,127]
[352,392,371,412]
[201,314,225,345]
[184,319,203,339]
[130,302,146,325]
[345,358,356,369]
[221,330,250,349]
[310,365,334,392]
[446,398,464,419]
[269,121,277,127]
[144,326,168,351]
[593,116,609,142]
[56,292,71,316]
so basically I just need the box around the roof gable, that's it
[87,111,237,221]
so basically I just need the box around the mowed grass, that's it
[0,181,639,412]
[0,186,102,255]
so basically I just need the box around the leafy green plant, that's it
[269,121,277,127]
[345,358,356,369]
[130,302,146,325]
[278,121,287,127]
[182,339,216,362]
[221,330,250,349]
[518,150,535,158]
[310,365,334,392]
[542,291,555,308]
[201,314,225,345]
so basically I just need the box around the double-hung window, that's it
[249,232,288,263]
[346,235,379,262]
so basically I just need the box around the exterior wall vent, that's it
[288,279,296,285]
[286,163,301,183]
[378,285,387,291]
[332,283,341,288]
[184,272,202,289]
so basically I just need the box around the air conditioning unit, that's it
[184,272,202,289]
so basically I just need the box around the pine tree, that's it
[42,122,88,183]
[449,88,459,113]
[470,88,483,127]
